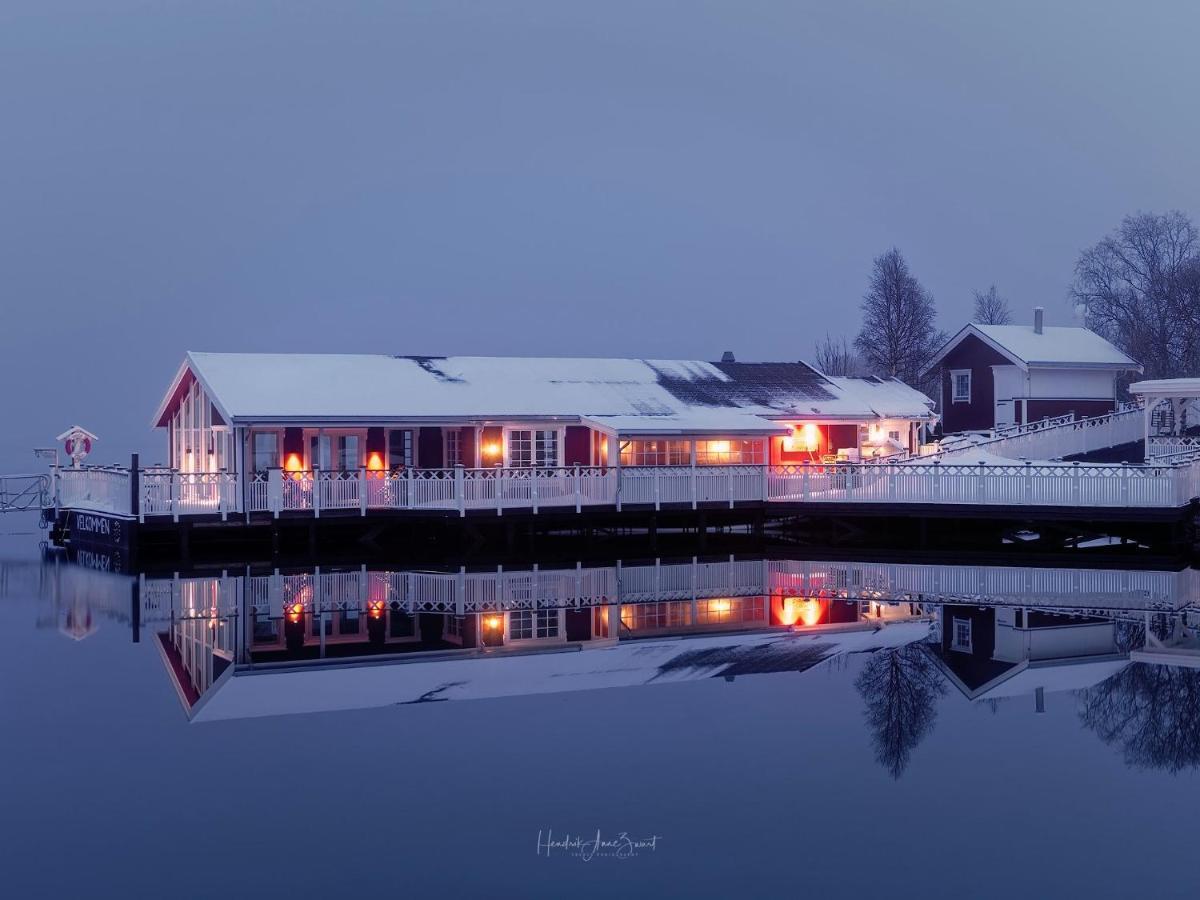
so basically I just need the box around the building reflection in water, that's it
[11,552,1200,777]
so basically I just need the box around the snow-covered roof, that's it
[153,352,936,431]
[924,323,1140,375]
[1129,378,1200,399]
[189,623,929,722]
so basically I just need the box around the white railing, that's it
[56,466,132,516]
[931,403,1144,462]
[57,453,1200,520]
[140,471,239,520]
[1147,436,1200,459]
[768,457,1200,508]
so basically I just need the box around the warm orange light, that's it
[781,596,824,627]
[801,423,820,452]
[287,601,304,624]
[484,614,503,630]
[709,440,731,454]
[710,599,732,614]
[483,442,502,458]
[367,452,384,471]
[368,600,385,620]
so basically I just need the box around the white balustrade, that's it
[52,447,1200,521]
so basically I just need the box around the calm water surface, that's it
[2,533,1198,899]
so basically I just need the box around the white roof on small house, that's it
[153,352,936,433]
[1129,378,1200,399]
[924,323,1140,375]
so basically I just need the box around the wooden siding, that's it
[939,334,1012,433]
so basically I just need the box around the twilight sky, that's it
[2,1,1198,469]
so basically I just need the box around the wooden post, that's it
[359,466,368,515]
[312,467,321,518]
[268,467,282,517]
[455,464,465,517]
[574,464,581,514]
[130,453,141,523]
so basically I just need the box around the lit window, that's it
[951,370,971,403]
[695,440,764,465]
[620,439,690,466]
[951,617,973,652]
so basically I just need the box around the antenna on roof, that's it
[720,351,735,363]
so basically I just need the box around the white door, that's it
[994,399,1015,428]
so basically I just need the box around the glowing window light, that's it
[709,598,732,614]
[287,602,304,624]
[780,596,824,627]
[367,451,384,471]
[368,600,385,620]
[482,442,502,459]
[709,440,731,454]
[484,614,503,631]
[285,452,305,480]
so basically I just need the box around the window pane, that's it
[509,431,533,468]
[387,430,412,469]
[252,433,278,472]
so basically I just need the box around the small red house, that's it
[923,308,1141,434]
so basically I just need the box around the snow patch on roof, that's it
[974,324,1138,368]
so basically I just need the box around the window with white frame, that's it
[251,432,279,472]
[508,429,559,468]
[444,429,463,467]
[951,370,972,403]
[620,439,690,466]
[951,617,973,652]
[509,609,558,640]
[386,430,413,469]
[695,439,764,465]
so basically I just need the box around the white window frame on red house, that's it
[503,427,562,468]
[951,369,972,404]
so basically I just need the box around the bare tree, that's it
[854,248,946,388]
[1079,662,1200,772]
[854,643,946,779]
[814,333,860,376]
[972,285,1011,325]
[1070,211,1200,379]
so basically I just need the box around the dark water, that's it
[2,533,1199,899]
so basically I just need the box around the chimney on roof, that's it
[1034,307,1044,335]
[721,351,736,363]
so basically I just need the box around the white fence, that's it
[932,404,1144,462]
[52,452,1200,520]
[1148,436,1200,459]
[56,467,132,516]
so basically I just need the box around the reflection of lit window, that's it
[951,617,972,652]
[510,609,558,639]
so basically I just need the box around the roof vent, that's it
[1034,307,1044,335]
[720,351,736,363]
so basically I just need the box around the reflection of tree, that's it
[855,644,946,779]
[1080,663,1200,773]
